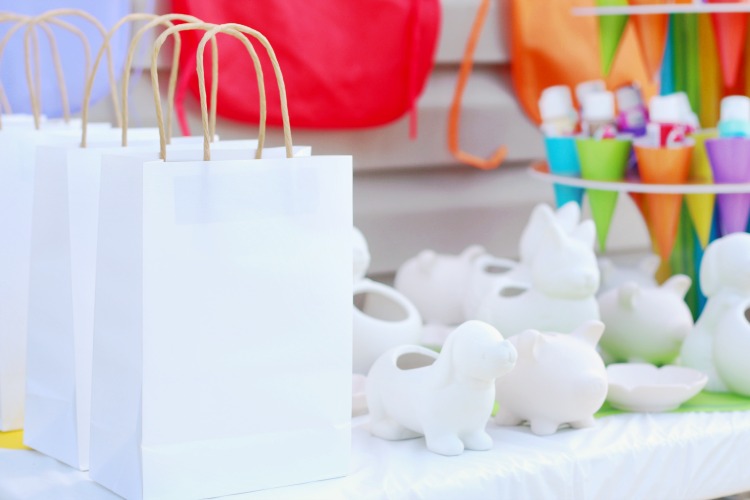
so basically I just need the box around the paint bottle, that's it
[539,85,578,136]
[718,95,750,138]
[581,91,617,139]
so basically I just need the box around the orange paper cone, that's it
[634,143,694,261]
[628,0,669,79]
[708,0,749,88]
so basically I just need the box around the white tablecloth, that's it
[2,412,750,500]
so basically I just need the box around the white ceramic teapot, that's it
[366,321,517,455]
[680,233,750,392]
[598,275,693,365]
[353,226,371,284]
[494,320,608,435]
[475,206,600,336]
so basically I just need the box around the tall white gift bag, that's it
[89,24,352,499]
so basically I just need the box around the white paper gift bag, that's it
[89,23,352,500]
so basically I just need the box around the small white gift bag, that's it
[89,23,352,500]
[0,12,115,431]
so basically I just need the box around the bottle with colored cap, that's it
[615,85,648,136]
[575,80,606,108]
[648,92,696,147]
[582,91,617,139]
[539,85,578,136]
[718,95,750,138]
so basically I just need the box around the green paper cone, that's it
[598,0,630,76]
[576,137,633,251]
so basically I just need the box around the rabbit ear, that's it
[617,282,640,310]
[571,220,596,248]
[555,202,581,234]
[519,204,557,263]
[699,241,721,297]
[662,274,692,298]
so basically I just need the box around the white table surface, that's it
[2,411,750,500]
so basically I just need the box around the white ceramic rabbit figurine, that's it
[598,275,693,365]
[366,320,518,456]
[681,233,750,392]
[462,202,585,320]
[475,206,600,336]
[494,320,608,436]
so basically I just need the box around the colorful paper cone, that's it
[707,0,748,88]
[628,0,670,80]
[634,143,694,261]
[686,130,718,247]
[699,14,721,128]
[544,136,584,208]
[598,0,630,76]
[706,137,750,235]
[576,137,632,251]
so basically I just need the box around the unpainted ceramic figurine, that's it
[475,206,600,336]
[353,279,423,375]
[597,254,660,295]
[353,226,371,284]
[494,320,608,436]
[715,299,750,396]
[598,275,693,365]
[366,320,518,456]
[394,245,486,325]
[680,233,750,392]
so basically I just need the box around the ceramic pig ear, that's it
[570,320,605,347]
[515,329,547,359]
[416,250,437,272]
[555,201,581,234]
[461,245,486,262]
[617,282,640,310]
[661,274,692,298]
[638,254,661,277]
[571,220,596,248]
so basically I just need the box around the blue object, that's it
[544,136,584,208]
[0,0,130,118]
[718,120,750,138]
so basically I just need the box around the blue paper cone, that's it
[544,136,584,208]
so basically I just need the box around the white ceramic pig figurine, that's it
[598,275,693,365]
[367,321,518,456]
[395,245,486,325]
[681,233,750,392]
[494,320,608,436]
[597,254,660,296]
[475,206,600,336]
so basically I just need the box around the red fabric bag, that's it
[171,0,440,130]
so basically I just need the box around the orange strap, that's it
[448,0,507,170]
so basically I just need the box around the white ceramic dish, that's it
[606,363,708,412]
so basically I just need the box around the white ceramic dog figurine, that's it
[475,206,600,336]
[598,275,693,365]
[494,320,608,436]
[366,320,518,456]
[681,233,750,392]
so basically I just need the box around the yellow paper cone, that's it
[686,130,717,247]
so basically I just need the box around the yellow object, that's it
[686,130,718,248]
[0,431,28,450]
[699,14,720,128]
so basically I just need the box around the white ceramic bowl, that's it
[606,363,708,412]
